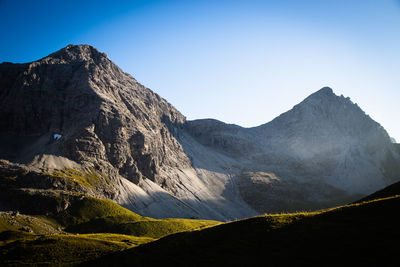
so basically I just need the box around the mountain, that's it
[0,45,253,220]
[1,44,399,221]
[184,87,400,213]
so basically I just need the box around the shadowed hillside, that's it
[92,195,400,266]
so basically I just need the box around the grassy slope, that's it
[0,213,60,235]
[94,195,400,266]
[0,166,220,266]
[58,196,221,238]
[0,232,153,266]
[0,196,220,266]
[51,167,110,188]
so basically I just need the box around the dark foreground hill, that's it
[91,194,400,267]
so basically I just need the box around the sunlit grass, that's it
[52,167,109,188]
[0,194,221,265]
[57,196,220,238]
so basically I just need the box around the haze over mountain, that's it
[0,44,399,220]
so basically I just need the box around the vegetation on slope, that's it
[0,195,220,266]
[0,163,221,266]
[0,231,153,266]
[57,196,220,239]
[0,212,60,235]
[51,167,110,189]
[94,195,400,266]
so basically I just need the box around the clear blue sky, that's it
[1,0,399,141]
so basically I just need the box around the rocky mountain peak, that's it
[44,44,109,64]
[0,44,189,187]
[300,86,345,107]
[309,86,334,96]
[279,87,369,126]
[252,87,394,175]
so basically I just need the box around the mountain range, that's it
[1,44,399,222]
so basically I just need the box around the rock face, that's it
[0,45,188,186]
[1,45,399,220]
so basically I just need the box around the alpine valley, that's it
[1,45,399,266]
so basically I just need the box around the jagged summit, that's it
[263,86,388,146]
[301,86,340,104]
[280,86,370,128]
[314,86,333,94]
[44,44,109,63]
